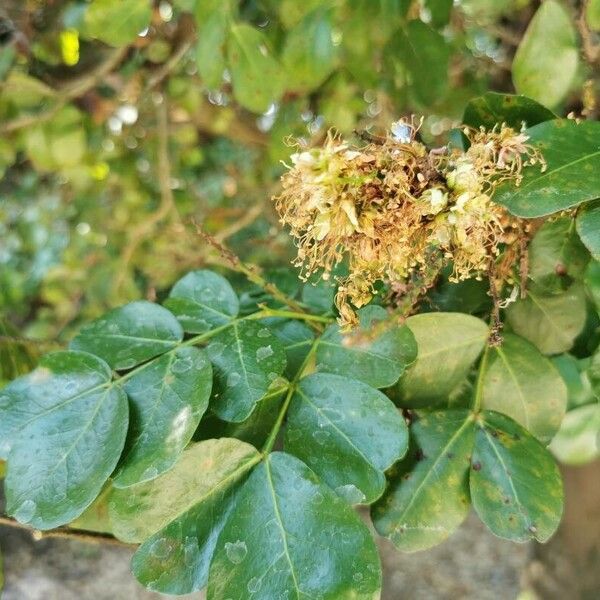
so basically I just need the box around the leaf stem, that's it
[261,339,320,455]
[472,345,491,413]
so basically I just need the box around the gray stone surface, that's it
[0,511,528,600]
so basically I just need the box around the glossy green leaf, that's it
[112,346,213,488]
[269,319,315,379]
[392,20,449,105]
[470,411,563,542]
[207,320,287,422]
[285,373,408,504]
[316,306,417,388]
[576,200,600,260]
[282,9,337,92]
[164,269,239,334]
[482,334,567,443]
[549,403,600,465]
[506,283,587,355]
[372,410,475,552]
[512,0,578,107]
[207,452,381,599]
[1,351,127,529]
[70,301,183,370]
[463,92,556,130]
[83,0,152,47]
[131,441,259,595]
[396,312,488,407]
[528,216,590,292]
[227,24,284,113]
[494,120,600,218]
[196,11,229,89]
[109,438,259,543]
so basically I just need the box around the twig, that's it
[0,46,128,134]
[213,203,264,243]
[0,516,133,548]
[113,95,178,294]
[195,222,309,316]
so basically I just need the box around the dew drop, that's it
[313,430,330,444]
[225,540,247,564]
[150,537,174,559]
[257,328,271,338]
[227,372,241,388]
[335,484,366,505]
[172,355,193,373]
[247,576,261,593]
[256,345,274,361]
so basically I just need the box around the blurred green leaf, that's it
[512,0,578,107]
[83,0,152,47]
[549,403,600,465]
[577,200,600,260]
[196,10,229,89]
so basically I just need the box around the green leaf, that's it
[70,301,183,370]
[463,92,556,131]
[285,373,408,504]
[372,410,475,552]
[112,347,213,488]
[392,20,449,106]
[494,120,600,218]
[207,452,381,599]
[470,411,563,542]
[227,24,284,113]
[528,217,590,292]
[549,403,600,465]
[587,0,600,30]
[552,354,596,410]
[109,438,259,543]
[276,0,326,28]
[196,11,229,89]
[425,0,453,27]
[207,320,287,422]
[577,200,600,260]
[506,283,587,355]
[396,312,488,407]
[269,319,315,379]
[301,280,335,313]
[586,260,600,312]
[1,351,127,529]
[282,9,337,92]
[164,270,239,334]
[512,0,578,107]
[83,0,151,47]
[482,334,567,443]
[316,306,417,388]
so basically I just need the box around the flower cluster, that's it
[273,121,545,326]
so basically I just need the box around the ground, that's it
[0,512,528,600]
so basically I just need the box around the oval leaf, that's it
[372,410,475,552]
[482,333,567,443]
[70,301,183,370]
[164,270,239,334]
[227,24,283,113]
[512,1,578,107]
[131,439,259,595]
[207,320,287,422]
[269,319,315,379]
[397,312,488,407]
[109,439,259,543]
[285,373,408,504]
[576,200,600,260]
[494,120,600,217]
[207,452,381,599]
[83,0,152,47]
[316,306,417,389]
[1,351,128,529]
[470,410,563,542]
[112,346,213,488]
[505,283,587,355]
[463,92,556,130]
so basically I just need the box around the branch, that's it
[0,516,133,548]
[0,46,128,134]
